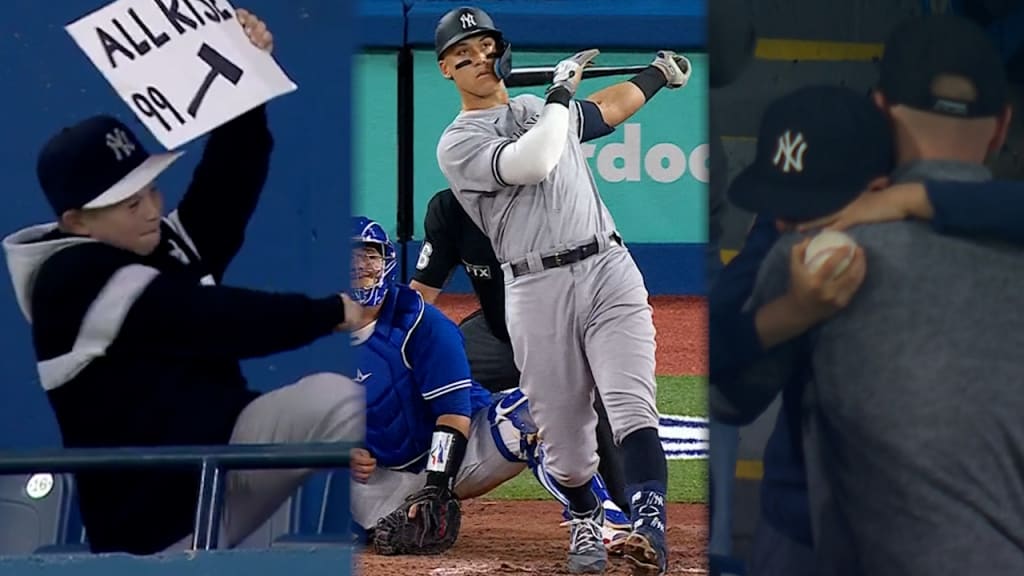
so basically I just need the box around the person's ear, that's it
[439,60,453,80]
[60,209,90,235]
[989,103,1014,154]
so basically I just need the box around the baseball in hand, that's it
[804,230,858,279]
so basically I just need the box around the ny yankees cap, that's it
[727,84,894,221]
[36,115,183,217]
[878,14,1007,118]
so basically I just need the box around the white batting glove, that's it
[651,50,691,89]
[547,48,600,97]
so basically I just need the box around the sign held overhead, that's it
[66,0,297,149]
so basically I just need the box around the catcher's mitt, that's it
[372,485,462,555]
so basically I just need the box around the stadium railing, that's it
[0,442,357,552]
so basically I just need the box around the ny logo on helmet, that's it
[460,12,477,29]
[105,128,136,162]
[772,130,807,173]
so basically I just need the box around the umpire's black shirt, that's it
[413,189,509,342]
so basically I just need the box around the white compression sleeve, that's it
[495,102,570,186]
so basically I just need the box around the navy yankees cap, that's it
[36,115,183,217]
[727,84,894,221]
[878,14,1007,118]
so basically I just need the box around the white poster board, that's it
[66,0,297,150]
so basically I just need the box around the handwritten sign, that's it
[66,0,297,149]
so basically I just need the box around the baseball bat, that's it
[504,65,649,88]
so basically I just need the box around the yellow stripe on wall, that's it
[755,38,884,62]
[736,459,764,480]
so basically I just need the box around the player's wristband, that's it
[629,66,668,101]
[425,424,469,491]
[545,85,572,108]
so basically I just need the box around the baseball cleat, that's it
[601,523,629,555]
[622,527,668,576]
[565,505,608,574]
[602,500,631,529]
[561,515,627,556]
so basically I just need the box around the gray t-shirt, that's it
[747,161,1024,576]
[436,94,617,263]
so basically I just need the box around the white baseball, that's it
[804,230,858,279]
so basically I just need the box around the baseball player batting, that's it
[432,7,691,575]
[345,216,630,555]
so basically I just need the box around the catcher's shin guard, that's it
[489,388,540,463]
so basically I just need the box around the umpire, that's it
[410,188,629,512]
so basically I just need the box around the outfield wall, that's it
[353,0,709,296]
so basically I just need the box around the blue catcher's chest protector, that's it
[356,286,435,472]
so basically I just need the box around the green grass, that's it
[484,375,709,504]
[657,375,708,416]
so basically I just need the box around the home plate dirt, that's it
[357,500,709,575]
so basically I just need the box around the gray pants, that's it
[165,372,365,551]
[502,243,659,488]
[459,308,631,511]
[749,519,817,576]
[350,404,526,530]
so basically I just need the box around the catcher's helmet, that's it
[350,216,397,307]
[434,6,512,80]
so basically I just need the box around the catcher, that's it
[346,216,629,556]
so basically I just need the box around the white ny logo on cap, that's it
[460,12,477,29]
[105,128,136,162]
[772,130,807,173]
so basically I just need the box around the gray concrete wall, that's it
[713,0,923,250]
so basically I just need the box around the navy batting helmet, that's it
[434,6,512,80]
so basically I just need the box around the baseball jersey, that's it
[350,284,492,472]
[745,161,1024,575]
[0,106,349,555]
[436,94,618,263]
[413,189,507,341]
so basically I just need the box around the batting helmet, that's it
[350,216,398,307]
[434,6,512,80]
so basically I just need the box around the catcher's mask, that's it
[435,6,512,80]
[349,216,397,307]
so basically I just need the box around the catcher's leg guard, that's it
[531,441,631,554]
[530,442,629,524]
[487,388,539,463]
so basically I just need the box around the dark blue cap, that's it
[727,84,894,221]
[879,14,1007,118]
[36,115,182,217]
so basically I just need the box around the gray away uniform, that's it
[742,161,1024,576]
[436,93,660,487]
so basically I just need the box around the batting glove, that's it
[651,50,691,89]
[547,48,600,98]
